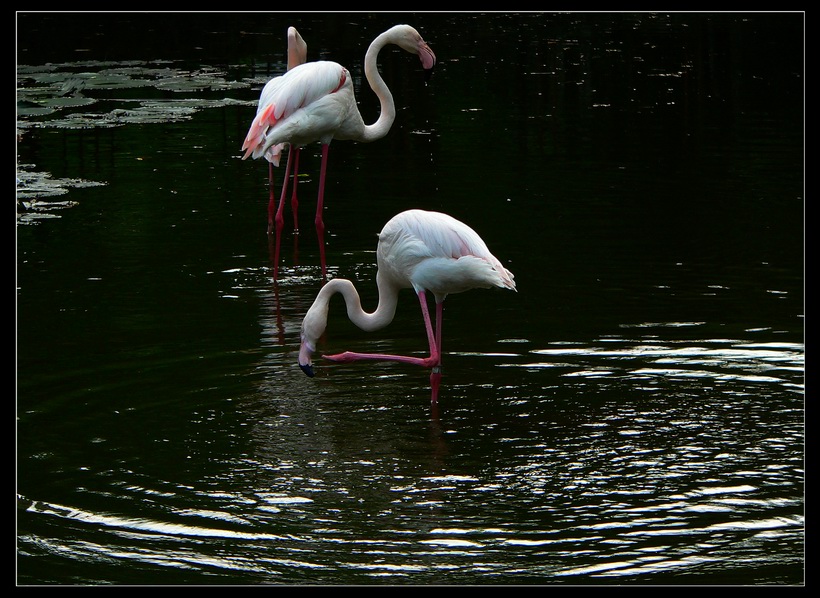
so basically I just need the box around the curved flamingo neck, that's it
[359,30,398,142]
[320,275,399,332]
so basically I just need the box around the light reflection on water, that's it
[520,336,804,385]
[18,276,803,583]
[210,276,792,586]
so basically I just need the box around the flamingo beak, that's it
[419,42,436,83]
[298,338,315,378]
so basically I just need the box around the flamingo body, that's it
[376,209,515,300]
[260,27,308,168]
[298,209,515,402]
[242,61,353,163]
[241,25,436,279]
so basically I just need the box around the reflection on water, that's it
[17,265,804,584]
[17,12,803,586]
[522,335,803,384]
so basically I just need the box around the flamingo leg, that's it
[323,291,441,368]
[435,301,443,359]
[272,149,295,281]
[266,161,276,236]
[290,147,301,233]
[430,301,443,403]
[315,143,330,279]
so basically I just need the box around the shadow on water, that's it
[17,12,803,585]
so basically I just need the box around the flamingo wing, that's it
[241,61,348,160]
[380,210,516,296]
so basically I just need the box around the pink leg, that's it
[268,156,293,235]
[290,147,300,233]
[324,291,441,368]
[435,301,443,359]
[430,301,443,403]
[266,161,276,235]
[315,144,329,279]
[430,370,441,403]
[272,150,295,281]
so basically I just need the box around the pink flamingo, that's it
[297,209,516,402]
[262,27,307,238]
[241,24,436,280]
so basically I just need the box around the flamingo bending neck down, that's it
[241,24,436,280]
[297,209,516,403]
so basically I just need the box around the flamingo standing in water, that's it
[241,24,436,280]
[262,26,306,238]
[297,209,516,403]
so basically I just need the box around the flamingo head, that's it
[298,335,316,378]
[298,300,329,377]
[391,25,436,80]
[299,341,316,378]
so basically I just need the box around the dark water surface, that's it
[17,12,804,585]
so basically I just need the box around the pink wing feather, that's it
[241,62,348,161]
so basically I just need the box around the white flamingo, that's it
[298,209,516,402]
[241,24,436,280]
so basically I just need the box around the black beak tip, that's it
[299,363,315,378]
[424,66,434,84]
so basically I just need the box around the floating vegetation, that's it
[16,166,106,224]
[16,59,257,221]
[17,61,254,131]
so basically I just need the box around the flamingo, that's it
[263,26,306,237]
[297,209,516,402]
[241,24,437,280]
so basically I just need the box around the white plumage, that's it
[298,209,516,402]
[240,24,436,280]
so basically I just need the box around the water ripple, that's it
[513,337,803,393]
[24,497,287,541]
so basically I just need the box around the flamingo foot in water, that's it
[430,366,442,403]
[322,351,440,369]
